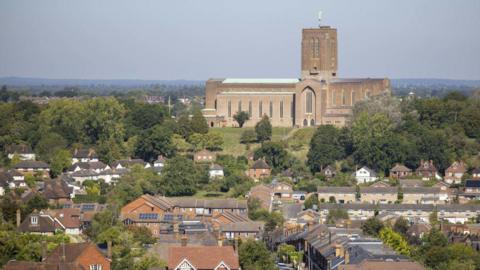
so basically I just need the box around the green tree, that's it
[362,217,385,237]
[303,194,318,210]
[233,111,250,128]
[307,125,345,172]
[254,142,290,173]
[188,133,205,150]
[190,109,209,134]
[379,227,411,256]
[254,115,272,143]
[393,217,410,236]
[204,132,223,151]
[50,149,72,177]
[240,130,257,144]
[326,209,348,225]
[135,125,175,162]
[35,132,67,162]
[239,239,276,270]
[160,156,197,196]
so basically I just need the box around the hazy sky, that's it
[0,0,479,80]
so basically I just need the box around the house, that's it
[69,161,110,173]
[5,144,36,160]
[352,166,378,184]
[194,149,216,162]
[444,161,467,184]
[111,158,151,169]
[473,168,480,179]
[220,221,264,240]
[167,246,240,270]
[14,160,50,178]
[45,208,82,235]
[416,160,441,180]
[402,187,448,204]
[45,243,110,270]
[72,148,99,164]
[209,164,224,179]
[1,244,109,270]
[340,260,425,270]
[360,187,398,204]
[272,180,293,199]
[460,179,480,201]
[317,187,356,204]
[153,155,166,174]
[212,211,251,229]
[42,179,74,205]
[0,169,26,192]
[407,223,431,239]
[246,159,271,180]
[171,197,248,217]
[247,184,274,212]
[18,210,61,235]
[320,165,336,179]
[389,164,412,179]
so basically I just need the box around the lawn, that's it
[209,127,313,160]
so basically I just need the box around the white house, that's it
[353,166,378,184]
[72,148,99,164]
[209,164,224,179]
[6,144,36,161]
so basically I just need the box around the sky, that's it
[0,0,479,81]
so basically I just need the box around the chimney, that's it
[41,240,47,261]
[16,209,21,227]
[107,240,112,259]
[181,235,188,247]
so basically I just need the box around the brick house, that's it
[246,159,271,180]
[389,164,412,179]
[272,180,293,199]
[416,160,441,180]
[194,149,216,162]
[320,165,336,179]
[45,243,110,270]
[444,161,467,184]
[167,246,240,270]
[317,187,357,204]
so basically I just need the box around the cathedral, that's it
[203,21,390,128]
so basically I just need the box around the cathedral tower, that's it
[301,26,338,81]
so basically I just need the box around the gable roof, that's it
[70,161,108,171]
[168,246,240,270]
[5,144,33,154]
[73,148,98,159]
[42,179,73,200]
[171,198,247,210]
[142,194,175,211]
[446,161,466,173]
[45,208,81,229]
[18,212,61,233]
[390,164,412,172]
[45,243,105,265]
[251,159,270,170]
[111,158,148,168]
[358,166,377,177]
[14,160,50,169]
[210,164,224,170]
[220,221,264,233]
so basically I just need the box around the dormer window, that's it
[31,216,38,225]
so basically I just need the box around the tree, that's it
[135,125,175,162]
[188,133,205,150]
[50,149,72,177]
[254,142,290,173]
[190,109,209,134]
[204,132,223,151]
[459,103,480,139]
[378,227,411,256]
[362,217,385,237]
[307,125,345,172]
[239,239,276,270]
[233,111,250,128]
[393,217,410,236]
[352,112,403,172]
[240,130,257,144]
[326,209,348,225]
[35,132,67,162]
[160,156,197,196]
[255,115,272,143]
[303,194,318,210]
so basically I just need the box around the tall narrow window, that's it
[306,91,313,113]
[314,38,320,57]
[291,101,294,118]
[280,101,284,118]
[342,89,346,105]
[238,101,242,113]
[269,101,273,118]
[331,90,336,105]
[248,101,252,116]
[311,38,315,56]
[228,100,231,117]
[259,102,263,117]
[351,91,356,105]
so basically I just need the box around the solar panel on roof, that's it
[81,204,95,211]
[139,213,158,220]
[164,214,173,221]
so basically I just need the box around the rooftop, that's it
[222,78,299,84]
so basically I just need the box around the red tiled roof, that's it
[168,246,239,270]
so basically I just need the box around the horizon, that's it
[1,0,480,81]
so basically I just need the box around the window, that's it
[280,101,284,118]
[228,100,231,117]
[90,265,102,270]
[259,102,263,117]
[269,101,273,117]
[313,38,320,57]
[351,91,356,105]
[291,101,294,118]
[238,101,242,113]
[306,91,313,113]
[31,216,38,225]
[248,101,252,116]
[342,89,346,105]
